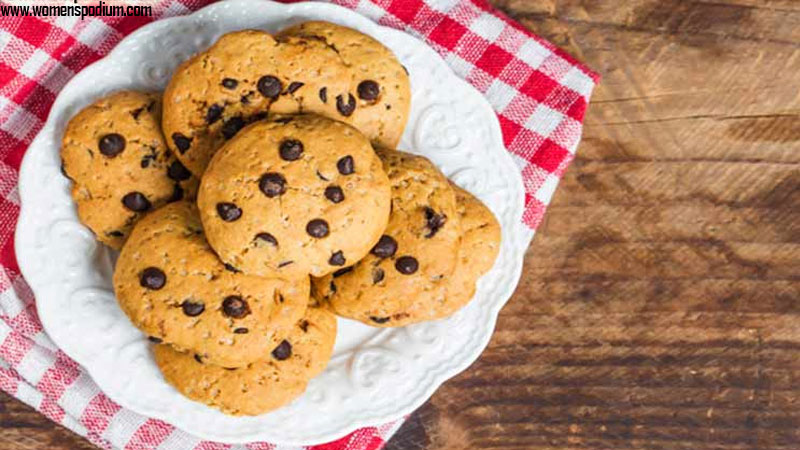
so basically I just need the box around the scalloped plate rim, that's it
[15,0,532,445]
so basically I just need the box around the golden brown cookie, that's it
[113,201,308,368]
[61,91,198,249]
[312,148,461,327]
[435,185,501,319]
[153,307,337,416]
[162,23,409,176]
[197,115,391,279]
[265,306,338,378]
[277,21,410,149]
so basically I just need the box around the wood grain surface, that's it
[385,0,800,448]
[2,0,798,448]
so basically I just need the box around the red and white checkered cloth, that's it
[0,0,598,448]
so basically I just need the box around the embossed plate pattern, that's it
[15,0,530,445]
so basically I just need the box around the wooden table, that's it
[2,0,798,448]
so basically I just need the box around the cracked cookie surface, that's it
[61,91,198,249]
[277,21,410,150]
[312,148,461,327]
[113,201,309,368]
[197,114,391,279]
[162,23,409,176]
[153,307,337,416]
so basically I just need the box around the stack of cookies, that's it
[60,21,500,416]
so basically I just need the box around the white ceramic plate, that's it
[15,0,531,445]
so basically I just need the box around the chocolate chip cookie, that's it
[277,21,410,149]
[312,148,461,327]
[197,114,391,279]
[114,201,309,368]
[61,91,199,249]
[162,23,409,176]
[153,307,337,415]
[263,305,338,379]
[434,185,501,319]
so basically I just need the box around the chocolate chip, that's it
[286,82,304,94]
[206,104,223,124]
[271,340,292,360]
[329,251,346,266]
[371,235,398,258]
[319,87,328,103]
[370,316,390,324]
[122,192,151,212]
[357,80,380,101]
[333,266,353,277]
[172,133,191,154]
[336,93,356,116]
[221,78,238,89]
[147,336,162,343]
[324,185,344,203]
[337,155,354,175]
[395,256,419,275]
[131,106,145,120]
[221,116,245,139]
[257,75,282,99]
[140,153,155,168]
[424,207,447,238]
[222,295,250,318]
[98,133,125,157]
[277,260,294,268]
[306,219,329,238]
[259,172,287,197]
[194,354,203,363]
[224,263,240,273]
[181,300,205,317]
[168,183,184,202]
[216,202,242,222]
[140,267,166,290]
[372,268,385,284]
[279,139,303,161]
[167,160,192,181]
[233,327,248,334]
[255,232,278,246]
[250,111,269,122]
[299,320,309,332]
[240,94,251,104]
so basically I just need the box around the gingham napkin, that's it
[0,0,598,448]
